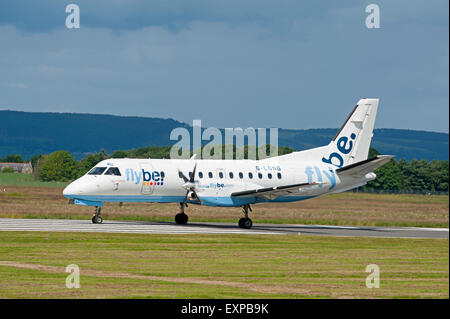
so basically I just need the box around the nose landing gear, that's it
[238,204,253,229]
[175,202,189,225]
[92,206,103,224]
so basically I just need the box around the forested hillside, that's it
[0,110,448,161]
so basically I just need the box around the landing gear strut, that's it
[92,206,103,224]
[238,204,253,229]
[175,202,189,225]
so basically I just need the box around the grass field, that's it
[0,182,447,228]
[0,231,447,298]
[0,173,68,187]
[0,174,448,299]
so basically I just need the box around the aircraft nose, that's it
[63,179,87,197]
[63,177,100,197]
[63,182,79,197]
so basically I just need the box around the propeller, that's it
[178,162,202,205]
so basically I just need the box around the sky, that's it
[0,0,448,132]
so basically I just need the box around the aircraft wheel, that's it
[175,213,188,225]
[239,218,252,229]
[92,216,103,224]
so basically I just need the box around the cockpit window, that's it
[88,167,107,175]
[104,167,121,176]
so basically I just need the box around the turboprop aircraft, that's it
[63,98,393,229]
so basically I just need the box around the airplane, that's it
[63,98,393,229]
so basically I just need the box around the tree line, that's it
[1,146,448,193]
[362,149,448,193]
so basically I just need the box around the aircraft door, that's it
[139,163,155,195]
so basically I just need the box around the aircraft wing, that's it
[336,155,394,177]
[231,182,321,200]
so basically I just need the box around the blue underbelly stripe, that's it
[64,194,317,207]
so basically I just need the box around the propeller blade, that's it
[178,169,189,183]
[190,163,197,183]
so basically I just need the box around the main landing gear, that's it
[173,202,253,229]
[92,206,103,224]
[175,202,189,225]
[238,204,253,229]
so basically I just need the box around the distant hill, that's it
[277,128,449,162]
[0,110,448,161]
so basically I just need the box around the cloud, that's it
[2,0,447,32]
[0,1,448,132]
[0,0,327,32]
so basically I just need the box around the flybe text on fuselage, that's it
[125,168,165,186]
[305,165,336,190]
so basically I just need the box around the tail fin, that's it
[273,98,379,167]
[321,98,379,167]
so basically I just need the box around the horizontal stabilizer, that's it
[231,182,321,199]
[336,155,394,177]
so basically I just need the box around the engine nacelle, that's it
[364,172,376,181]
[188,192,197,200]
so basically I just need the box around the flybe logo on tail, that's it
[322,133,356,168]
[125,168,165,186]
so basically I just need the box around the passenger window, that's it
[268,173,272,179]
[229,172,234,179]
[189,172,193,179]
[208,172,213,178]
[258,173,263,179]
[88,167,107,175]
[104,167,121,176]
[199,172,203,179]
[239,172,243,179]
[219,172,224,179]
[248,172,253,179]
[277,172,282,179]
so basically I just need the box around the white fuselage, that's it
[62,97,385,229]
[63,157,373,207]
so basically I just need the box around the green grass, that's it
[0,173,68,187]
[0,231,447,298]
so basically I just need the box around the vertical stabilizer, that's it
[273,98,379,167]
[321,98,379,167]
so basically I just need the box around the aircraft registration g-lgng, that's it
[63,98,393,229]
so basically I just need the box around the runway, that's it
[0,218,448,238]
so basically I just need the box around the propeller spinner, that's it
[177,163,202,204]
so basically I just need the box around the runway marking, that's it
[290,224,449,232]
[0,218,281,235]
[0,218,447,238]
